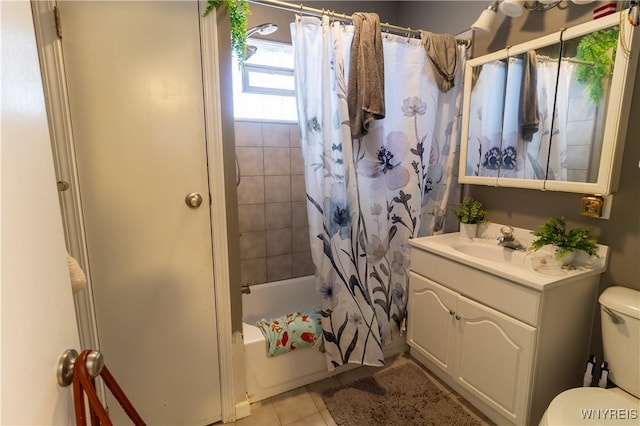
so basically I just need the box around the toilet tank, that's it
[599,286,640,398]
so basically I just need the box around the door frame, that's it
[31,0,238,422]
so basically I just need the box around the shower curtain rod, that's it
[247,0,472,48]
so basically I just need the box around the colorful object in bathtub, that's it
[257,308,322,357]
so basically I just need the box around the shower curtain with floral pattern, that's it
[294,15,466,370]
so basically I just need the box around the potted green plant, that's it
[530,217,599,265]
[454,197,486,239]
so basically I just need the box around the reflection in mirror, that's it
[500,43,562,181]
[548,26,618,183]
[465,60,507,177]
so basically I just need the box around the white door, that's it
[1,2,79,423]
[455,295,536,424]
[56,1,222,424]
[407,273,458,374]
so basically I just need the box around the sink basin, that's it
[451,241,527,265]
[408,223,609,290]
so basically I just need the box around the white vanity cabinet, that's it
[408,273,536,424]
[407,230,609,425]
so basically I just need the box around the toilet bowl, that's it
[540,387,639,425]
[540,286,640,425]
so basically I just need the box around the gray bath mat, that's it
[321,361,483,426]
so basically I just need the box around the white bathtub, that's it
[242,275,329,402]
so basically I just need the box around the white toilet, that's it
[540,286,640,425]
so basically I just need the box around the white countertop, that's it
[409,225,609,291]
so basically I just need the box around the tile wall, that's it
[564,80,600,182]
[235,121,315,286]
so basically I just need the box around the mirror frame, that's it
[459,12,639,195]
[459,48,509,188]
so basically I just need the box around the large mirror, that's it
[463,49,508,185]
[547,25,618,184]
[460,12,638,194]
[498,37,562,188]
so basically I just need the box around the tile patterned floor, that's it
[226,353,494,426]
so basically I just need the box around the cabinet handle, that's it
[449,310,455,316]
[455,315,462,320]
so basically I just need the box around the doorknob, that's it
[57,349,78,386]
[185,192,203,208]
[57,349,105,386]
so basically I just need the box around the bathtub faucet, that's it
[241,285,251,294]
[497,226,526,251]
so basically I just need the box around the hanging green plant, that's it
[575,26,619,103]
[204,0,251,64]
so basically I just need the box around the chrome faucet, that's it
[497,226,526,251]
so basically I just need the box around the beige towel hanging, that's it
[520,50,540,142]
[348,12,385,138]
[420,31,458,93]
[67,253,87,294]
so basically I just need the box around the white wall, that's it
[1,1,80,423]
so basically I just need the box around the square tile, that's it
[237,176,265,205]
[267,229,292,256]
[291,228,310,252]
[292,251,314,277]
[271,387,318,425]
[290,124,302,147]
[568,97,597,121]
[236,400,280,426]
[266,202,292,230]
[320,409,337,426]
[265,176,291,203]
[566,144,591,170]
[305,377,342,411]
[566,120,595,148]
[286,412,326,426]
[291,202,309,228]
[290,177,307,202]
[239,231,266,260]
[240,258,266,285]
[235,121,263,147]
[238,204,266,233]
[263,123,290,147]
[236,147,264,176]
[264,147,291,176]
[290,147,305,175]
[267,254,292,282]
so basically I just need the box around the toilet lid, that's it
[543,388,640,425]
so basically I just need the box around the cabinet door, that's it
[454,295,536,424]
[407,273,458,374]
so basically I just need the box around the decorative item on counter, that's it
[530,216,600,266]
[454,197,487,239]
[598,361,609,388]
[583,354,596,387]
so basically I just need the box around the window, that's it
[232,40,297,121]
